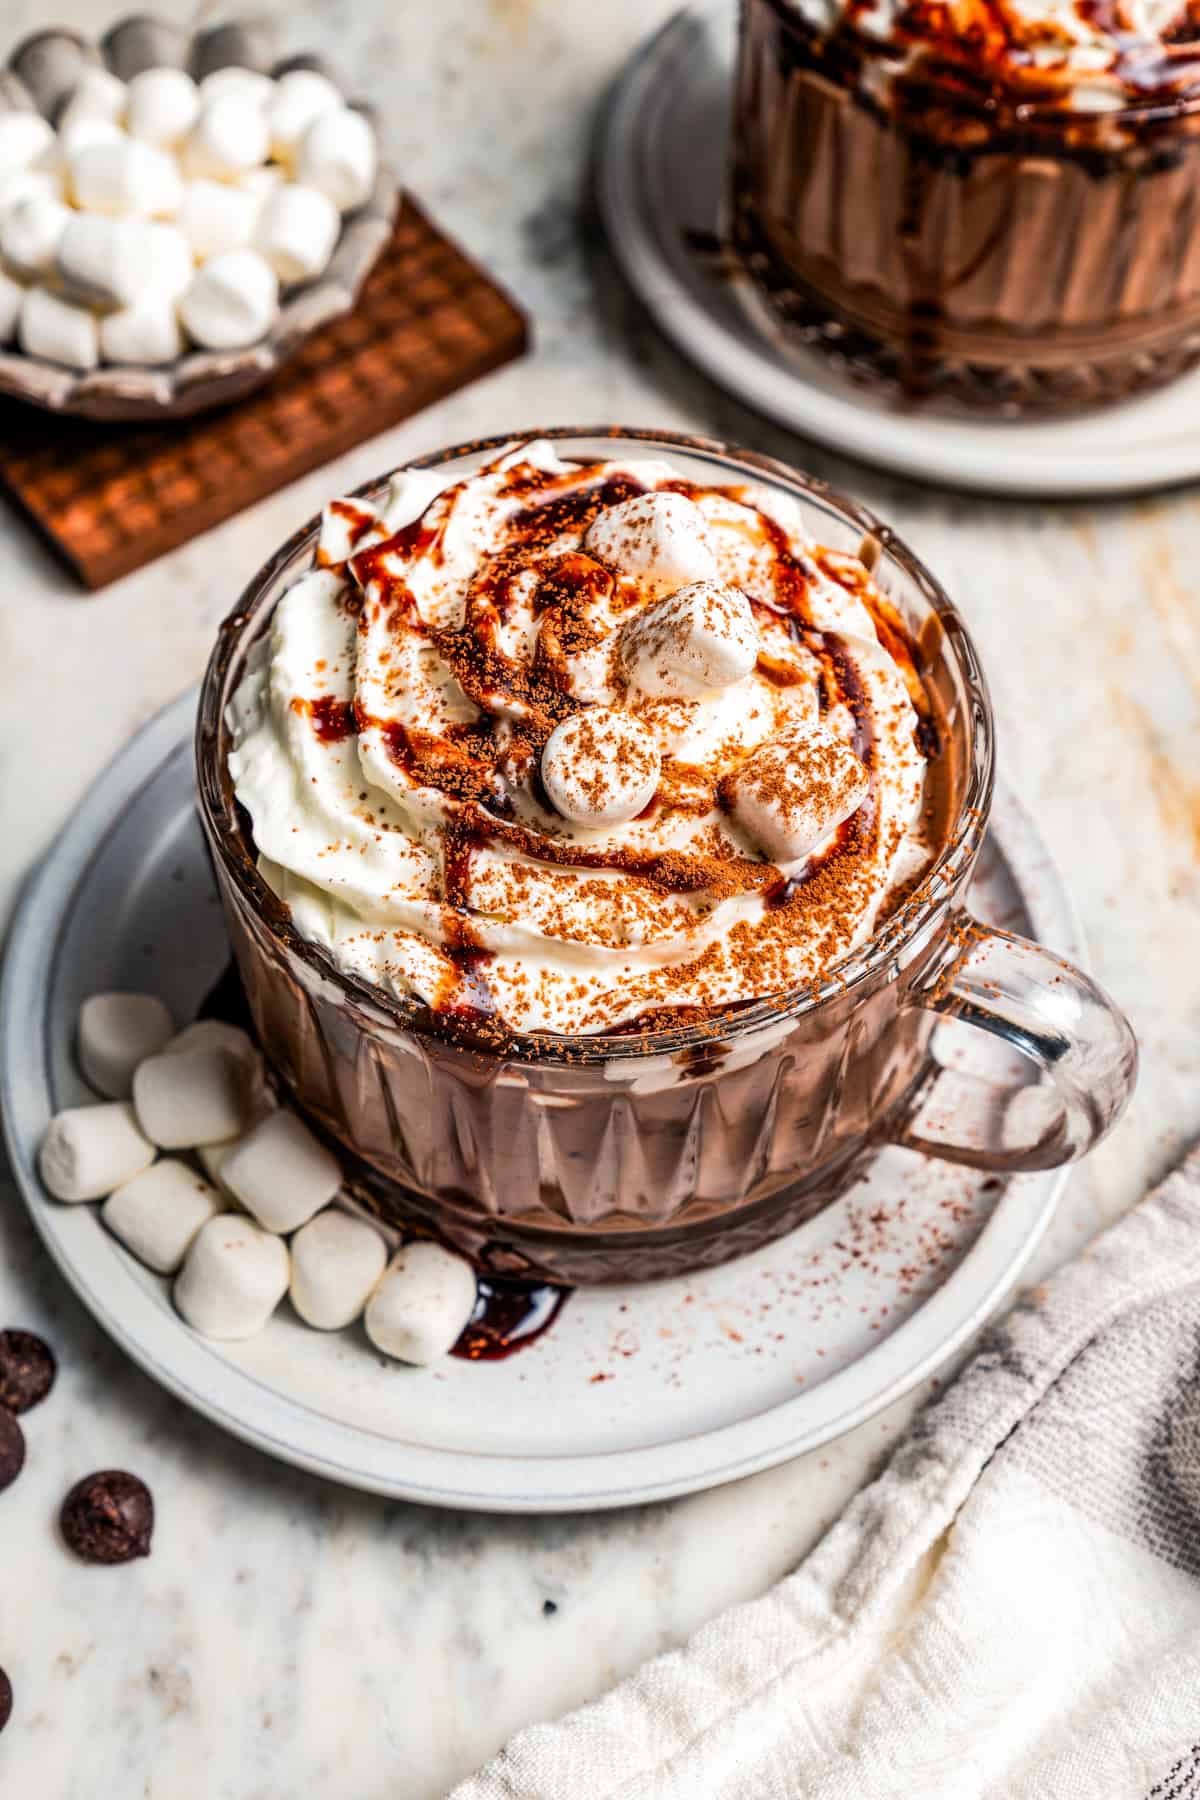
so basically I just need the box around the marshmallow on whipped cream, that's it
[227,440,937,1035]
[541,708,661,827]
[619,579,760,700]
[726,724,871,866]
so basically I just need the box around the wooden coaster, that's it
[0,199,528,589]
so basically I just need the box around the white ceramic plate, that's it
[596,2,1200,499]
[1,691,1079,1512]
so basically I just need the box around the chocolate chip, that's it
[0,1411,25,1493]
[0,1665,11,1734]
[60,1471,154,1566]
[0,1330,57,1415]
[542,1598,558,1617]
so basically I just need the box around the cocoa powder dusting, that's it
[275,450,952,1039]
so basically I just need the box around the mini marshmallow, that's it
[102,1158,222,1274]
[253,182,338,284]
[295,106,376,212]
[220,1109,342,1235]
[1,192,71,276]
[132,1046,248,1149]
[178,247,278,349]
[0,113,55,182]
[0,268,24,341]
[289,1210,387,1331]
[163,1020,272,1123]
[39,1103,155,1203]
[266,69,342,167]
[184,93,270,179]
[143,221,194,297]
[727,724,870,865]
[174,1214,289,1341]
[56,115,124,160]
[541,707,661,827]
[144,142,186,216]
[162,1019,256,1064]
[177,177,258,260]
[0,165,65,215]
[197,67,275,110]
[585,492,718,600]
[197,1136,239,1189]
[57,213,159,308]
[125,67,200,147]
[70,138,182,217]
[620,580,759,700]
[194,1082,275,1191]
[365,1242,478,1366]
[99,292,184,364]
[19,286,99,370]
[237,164,284,207]
[56,67,127,132]
[77,991,175,1099]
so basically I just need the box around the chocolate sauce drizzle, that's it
[292,451,939,1034]
[306,695,356,743]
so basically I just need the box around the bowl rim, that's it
[195,424,996,1063]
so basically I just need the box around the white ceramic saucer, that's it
[596,2,1200,498]
[0,691,1079,1512]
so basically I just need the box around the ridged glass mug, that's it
[732,0,1200,411]
[196,429,1137,1283]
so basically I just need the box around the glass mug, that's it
[731,0,1200,411]
[196,429,1137,1283]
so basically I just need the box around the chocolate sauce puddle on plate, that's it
[451,1277,569,1362]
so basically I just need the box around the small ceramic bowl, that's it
[0,15,398,421]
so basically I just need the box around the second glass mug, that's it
[196,429,1137,1284]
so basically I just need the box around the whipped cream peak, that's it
[228,441,940,1035]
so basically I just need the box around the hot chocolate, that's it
[198,430,1134,1283]
[732,0,1200,410]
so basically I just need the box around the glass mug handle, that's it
[895,916,1138,1173]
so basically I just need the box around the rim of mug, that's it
[195,425,995,1065]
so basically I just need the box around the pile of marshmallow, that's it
[0,61,377,369]
[37,992,477,1365]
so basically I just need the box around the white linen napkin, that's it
[453,1147,1200,1799]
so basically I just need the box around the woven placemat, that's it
[0,198,528,589]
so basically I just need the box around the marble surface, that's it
[0,1,1197,1795]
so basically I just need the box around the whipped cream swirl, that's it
[227,441,936,1036]
[794,0,1200,108]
